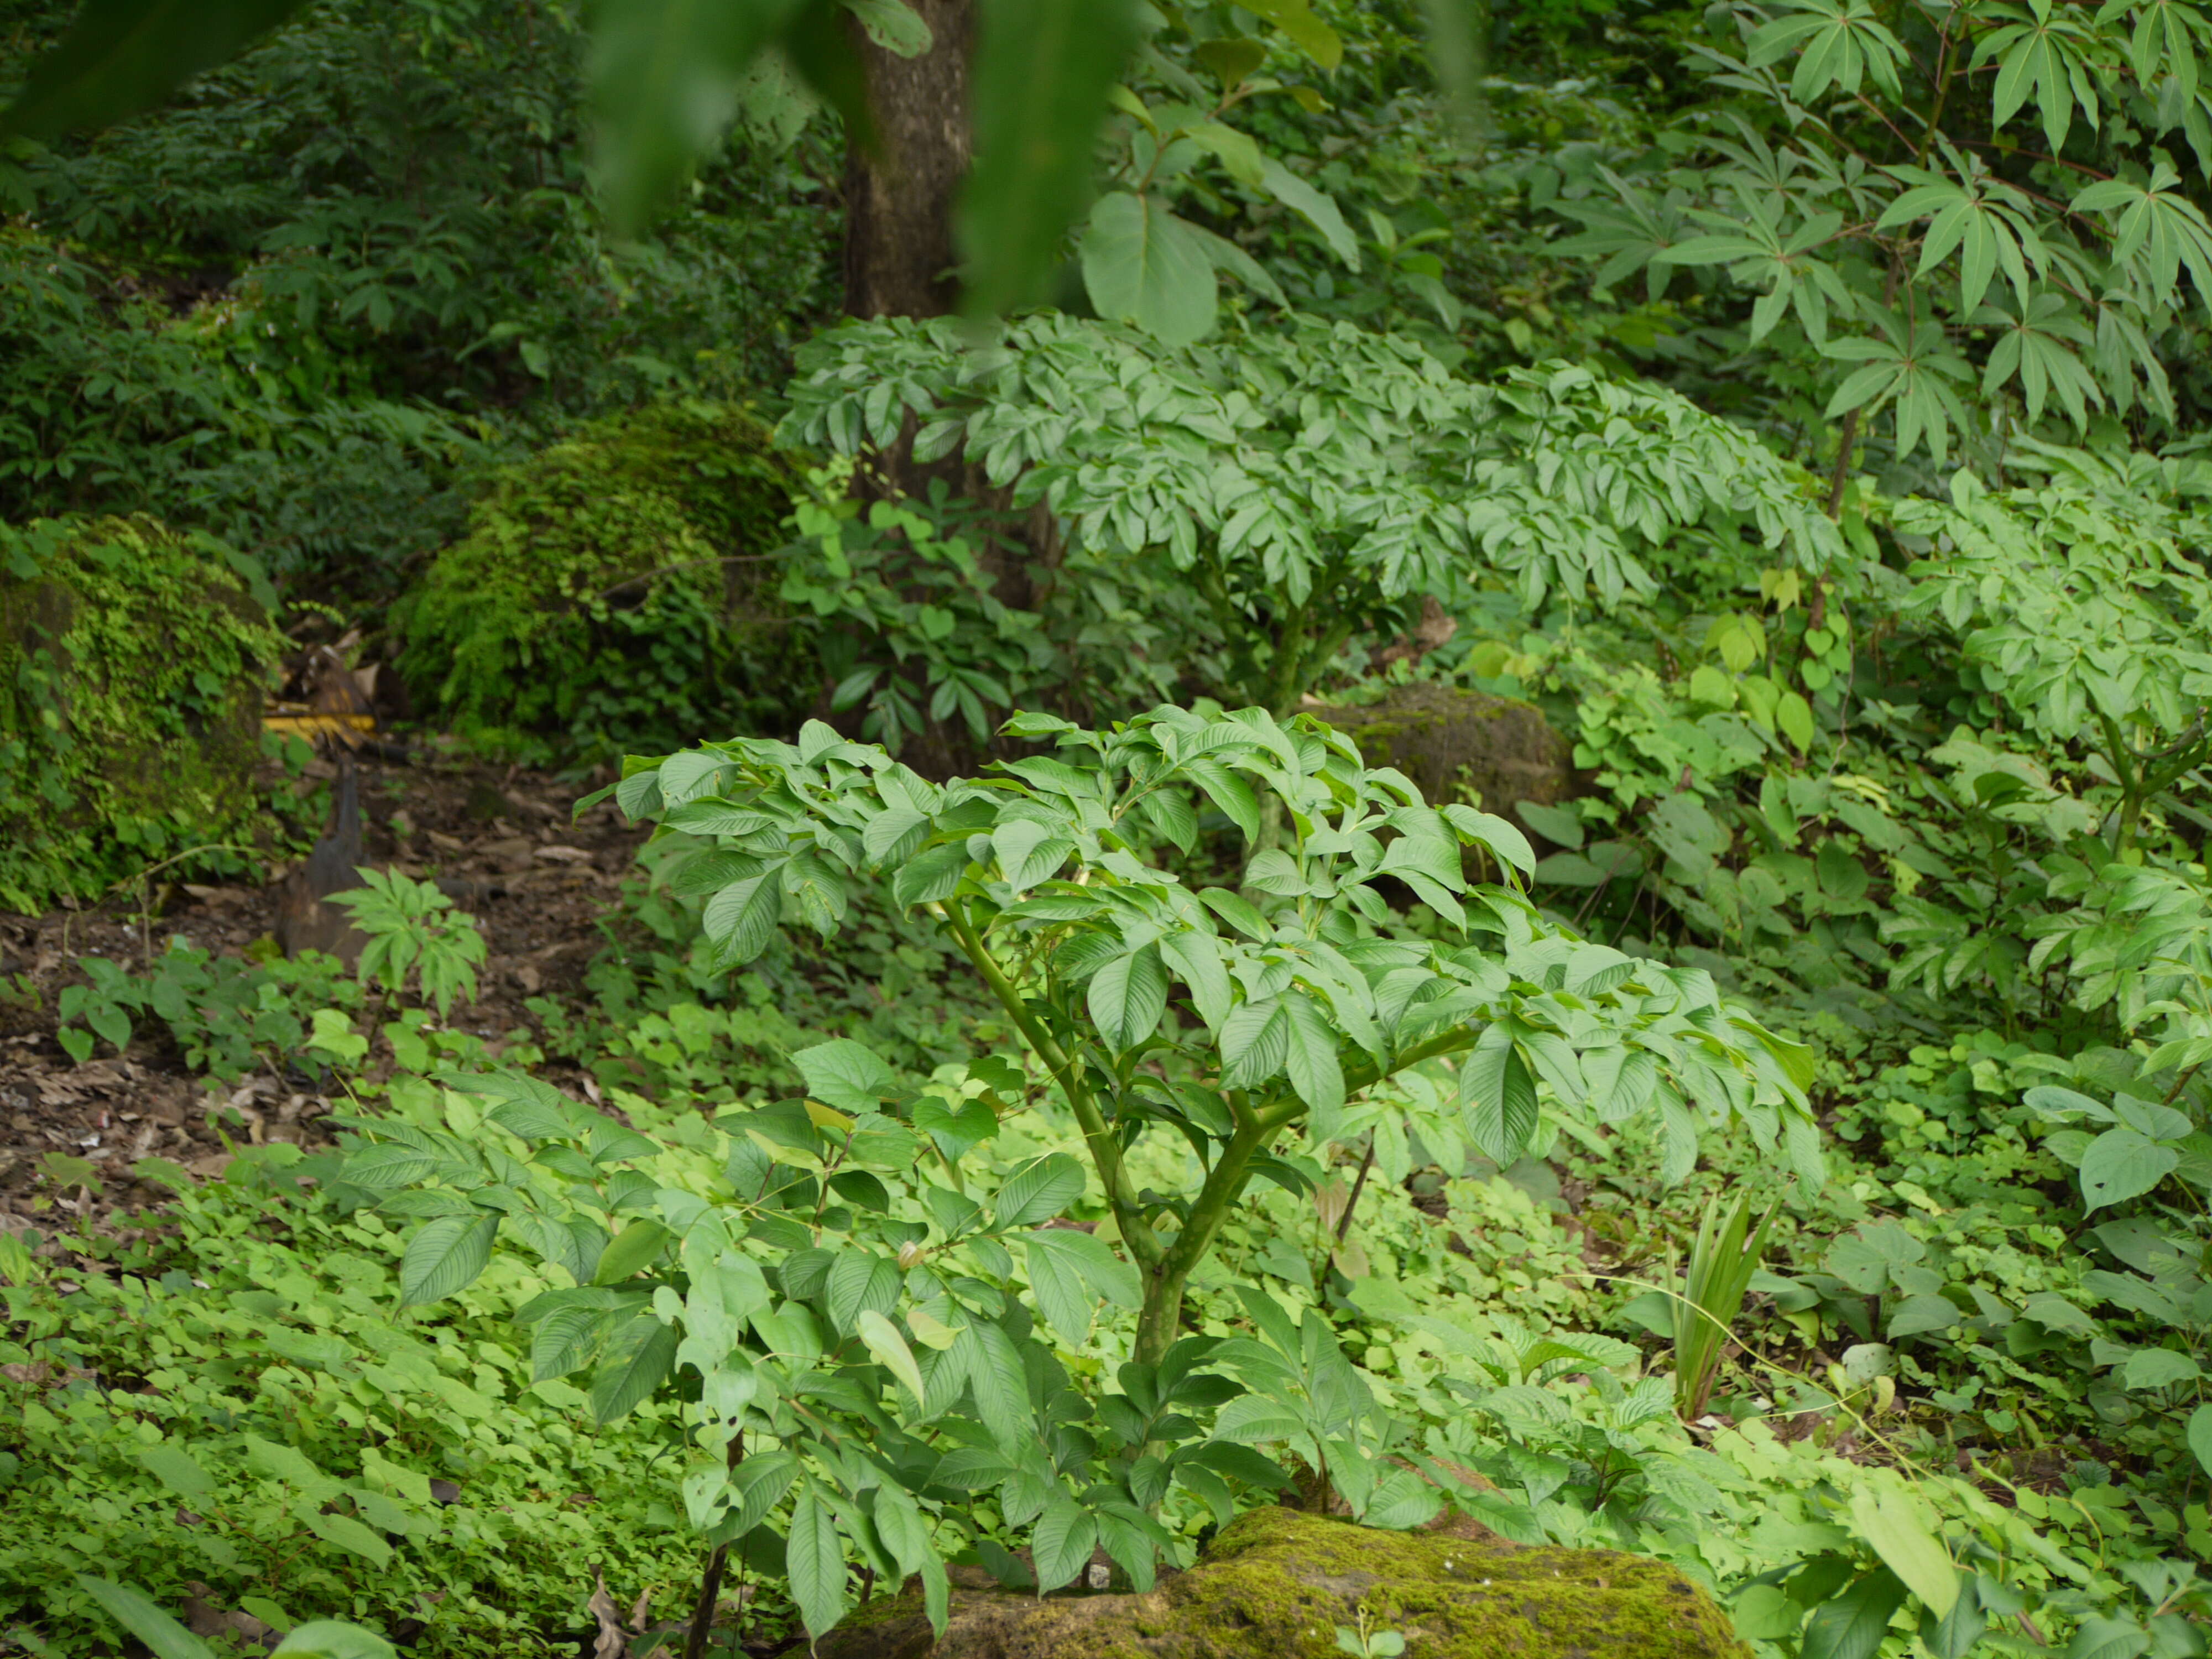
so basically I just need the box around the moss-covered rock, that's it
[817,1506,1750,1659]
[0,515,286,914]
[1308,684,1572,831]
[390,398,805,757]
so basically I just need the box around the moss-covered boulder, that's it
[818,1507,1749,1659]
[0,515,285,914]
[1309,684,1573,830]
[390,398,804,757]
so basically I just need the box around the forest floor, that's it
[0,748,649,1229]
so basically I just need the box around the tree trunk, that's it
[842,0,974,320]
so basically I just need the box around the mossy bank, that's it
[0,515,286,914]
[818,1506,1751,1659]
[390,398,804,760]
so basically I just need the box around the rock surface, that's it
[1308,684,1573,831]
[818,1506,1750,1659]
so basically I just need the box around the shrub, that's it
[0,514,287,914]
[390,400,805,758]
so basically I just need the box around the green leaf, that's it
[1031,1495,1099,1595]
[795,1039,898,1113]
[304,1511,393,1569]
[701,870,787,969]
[588,0,806,240]
[1088,944,1170,1050]
[1259,158,1360,268]
[2188,1403,2212,1478]
[856,1309,927,1400]
[1281,994,1346,1130]
[270,1624,399,1659]
[1801,1569,1908,1659]
[1464,1024,1538,1166]
[1080,192,1218,347]
[2067,1618,2152,1659]
[959,0,1144,317]
[75,1577,215,1659]
[593,1218,675,1285]
[786,1484,850,1637]
[1516,800,1584,850]
[2079,1128,2180,1211]
[590,1314,681,1423]
[994,1153,1087,1228]
[138,1445,216,1505]
[1,0,311,140]
[1846,1482,1957,1618]
[398,1213,499,1306]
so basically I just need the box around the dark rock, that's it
[817,1506,1749,1659]
[1307,684,1573,833]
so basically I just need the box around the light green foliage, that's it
[58,938,361,1078]
[0,514,289,911]
[786,317,1840,714]
[0,1128,707,1658]
[1895,466,2212,854]
[614,706,1817,1359]
[391,399,803,757]
[332,871,488,1021]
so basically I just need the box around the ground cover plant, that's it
[9,0,2212,1657]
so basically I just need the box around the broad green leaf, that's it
[2188,1403,2212,1477]
[786,1485,849,1637]
[1846,1481,1957,1618]
[994,1152,1087,1228]
[959,0,1144,316]
[1463,1024,1538,1166]
[1031,1495,1099,1594]
[794,1038,898,1113]
[593,1218,675,1285]
[304,1511,392,1568]
[399,1213,498,1306]
[138,1445,216,1505]
[1080,192,1218,347]
[1801,1568,1908,1659]
[2078,1128,2180,1211]
[590,1314,681,1423]
[702,870,786,968]
[1,0,310,140]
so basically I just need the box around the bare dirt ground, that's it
[0,747,650,1225]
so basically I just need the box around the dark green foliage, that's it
[0,1139,707,1658]
[0,0,838,596]
[0,514,286,912]
[390,399,805,758]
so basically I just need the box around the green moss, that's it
[818,1509,1750,1659]
[390,398,805,757]
[1310,684,1571,820]
[0,515,287,913]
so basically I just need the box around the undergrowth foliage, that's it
[0,514,288,911]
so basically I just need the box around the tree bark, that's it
[842,0,974,319]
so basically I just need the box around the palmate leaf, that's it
[2074,165,2212,315]
[1978,291,2101,426]
[1975,0,2104,155]
[1745,0,1906,103]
